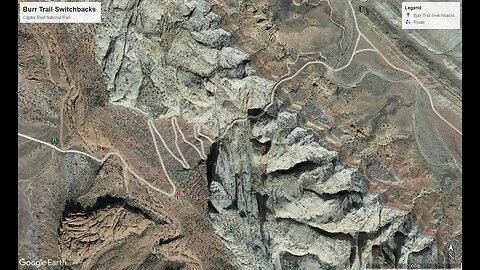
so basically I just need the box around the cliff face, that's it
[94,0,273,137]
[18,0,461,269]
[209,110,446,269]
[92,0,458,268]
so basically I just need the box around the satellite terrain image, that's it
[18,0,461,269]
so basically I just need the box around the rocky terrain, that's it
[18,0,461,269]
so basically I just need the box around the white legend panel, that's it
[402,2,460,29]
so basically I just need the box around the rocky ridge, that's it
[208,111,444,269]
[94,0,273,137]
[94,0,448,268]
[17,0,459,268]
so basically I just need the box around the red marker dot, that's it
[407,12,410,17]
[175,191,180,198]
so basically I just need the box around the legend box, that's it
[402,2,460,29]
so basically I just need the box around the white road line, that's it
[148,119,190,169]
[218,34,364,139]
[196,126,215,143]
[173,118,206,160]
[19,116,213,197]
[346,0,461,136]
[19,0,461,201]
[18,131,176,197]
[170,118,191,168]
[218,0,461,139]
[193,125,208,159]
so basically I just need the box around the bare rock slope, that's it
[18,0,461,269]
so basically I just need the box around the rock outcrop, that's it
[94,0,272,137]
[209,111,444,269]
[18,0,460,269]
